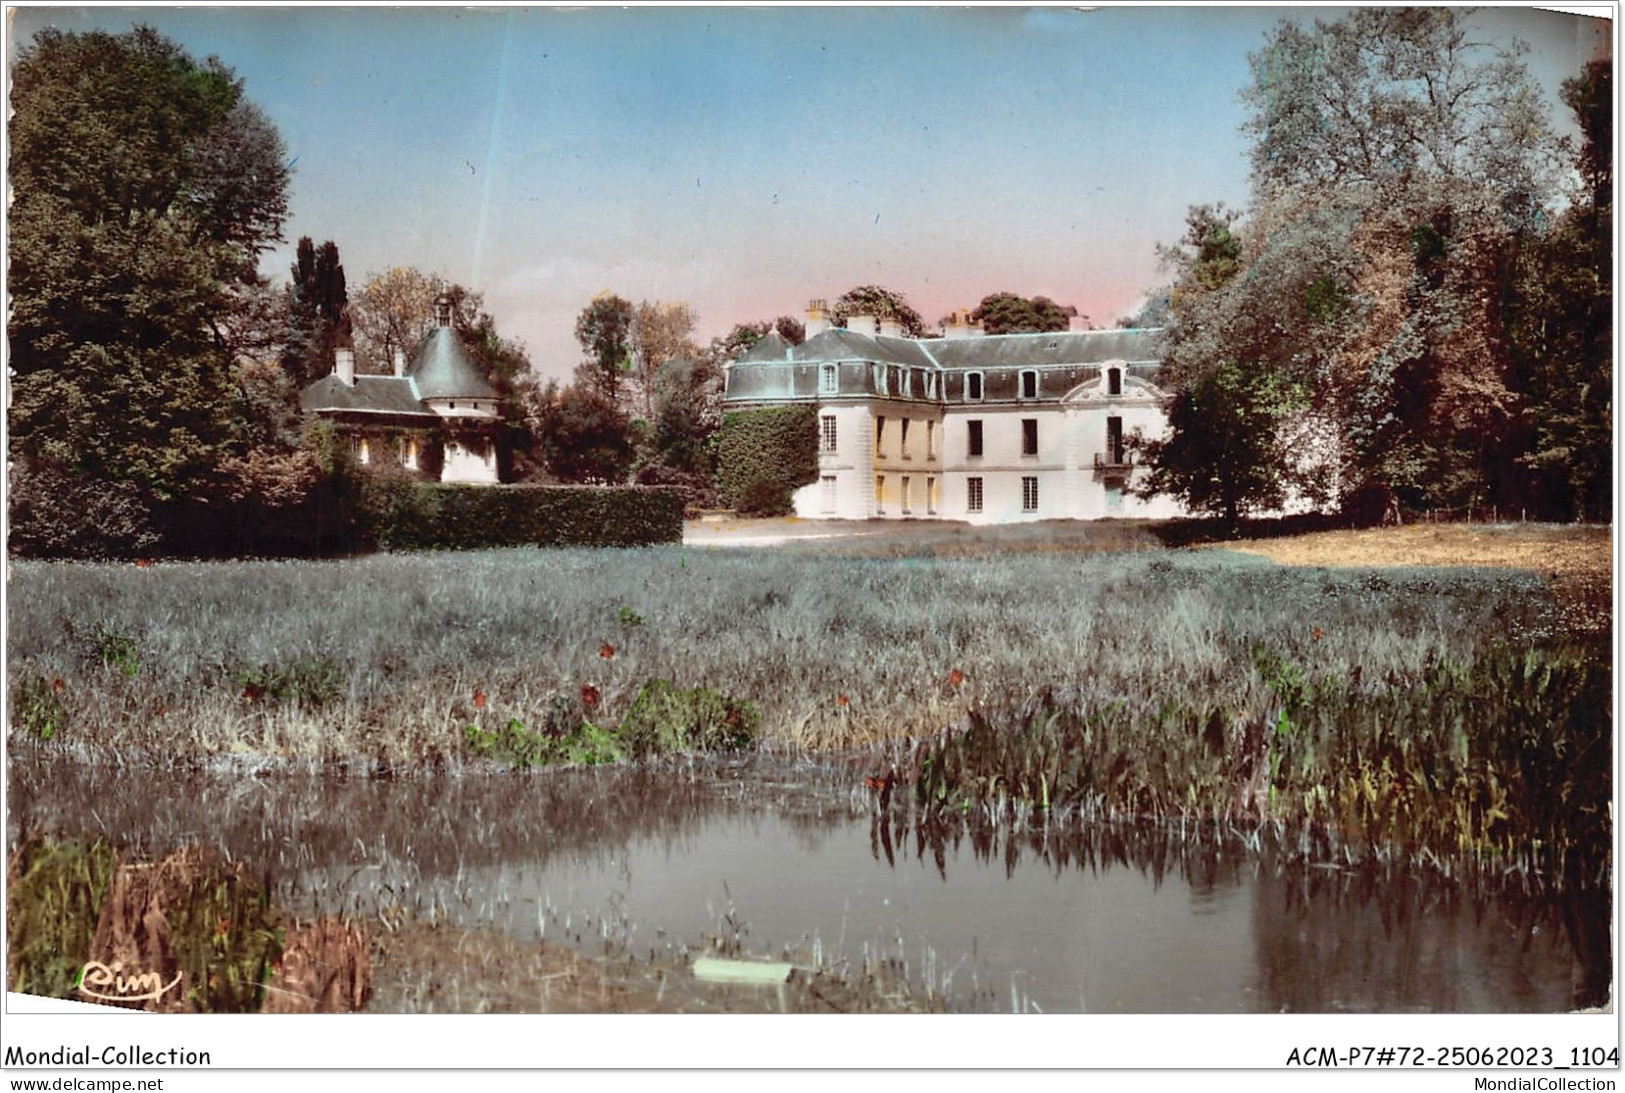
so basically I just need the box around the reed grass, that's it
[7,543,1580,769]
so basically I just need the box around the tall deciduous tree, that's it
[1142,9,1566,521]
[1505,59,1613,521]
[574,293,636,401]
[9,25,290,502]
[969,292,1076,335]
[628,300,699,422]
[350,267,441,374]
[832,285,926,336]
[534,377,633,485]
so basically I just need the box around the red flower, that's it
[1311,627,1325,643]
[242,684,263,703]
[947,668,965,688]
[135,558,154,569]
[581,684,601,709]
[473,689,488,709]
[836,694,850,707]
[600,643,616,660]
[51,678,64,692]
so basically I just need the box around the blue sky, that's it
[7,4,1610,381]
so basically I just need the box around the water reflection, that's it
[7,752,1607,1012]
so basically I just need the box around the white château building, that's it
[300,296,503,484]
[723,300,1186,523]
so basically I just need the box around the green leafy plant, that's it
[618,679,759,758]
[464,716,625,769]
[234,655,346,708]
[88,624,140,677]
[618,606,645,629]
[11,673,67,741]
[5,838,116,999]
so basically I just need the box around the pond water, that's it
[7,753,1608,1013]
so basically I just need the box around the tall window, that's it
[966,372,984,401]
[901,475,912,514]
[875,416,886,457]
[875,475,886,513]
[1022,476,1039,512]
[1022,418,1038,456]
[821,475,838,513]
[900,419,911,459]
[1020,370,1039,399]
[967,477,984,513]
[820,364,838,394]
[821,414,838,454]
[1107,367,1122,396]
[926,420,936,460]
[967,420,984,457]
[1107,416,1124,463]
[927,476,937,515]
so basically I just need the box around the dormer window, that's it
[1108,367,1122,396]
[820,364,838,395]
[1020,370,1039,399]
[435,295,453,328]
[965,372,984,401]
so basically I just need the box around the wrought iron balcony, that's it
[1093,450,1135,471]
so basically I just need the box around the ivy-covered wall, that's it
[714,406,819,515]
[357,482,685,550]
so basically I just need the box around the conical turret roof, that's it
[408,328,498,399]
[408,298,499,400]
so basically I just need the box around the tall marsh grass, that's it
[6,546,1589,770]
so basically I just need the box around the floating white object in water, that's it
[691,958,794,984]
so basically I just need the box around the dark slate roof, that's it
[922,327,1167,369]
[408,327,499,400]
[791,328,939,368]
[738,331,793,362]
[300,374,437,416]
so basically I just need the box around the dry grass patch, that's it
[1219,523,1612,580]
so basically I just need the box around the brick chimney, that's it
[393,347,407,377]
[335,346,355,385]
[805,299,831,338]
[846,313,879,337]
[878,317,905,339]
[943,308,983,340]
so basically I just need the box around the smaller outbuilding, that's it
[300,296,503,483]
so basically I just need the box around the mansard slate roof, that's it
[300,374,436,417]
[923,328,1165,369]
[738,330,793,362]
[737,326,1164,371]
[409,327,500,400]
[795,328,942,369]
[725,325,1166,399]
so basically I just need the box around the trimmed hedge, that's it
[714,406,819,516]
[358,482,684,550]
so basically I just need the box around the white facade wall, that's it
[793,401,946,519]
[940,406,1064,523]
[441,437,498,484]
